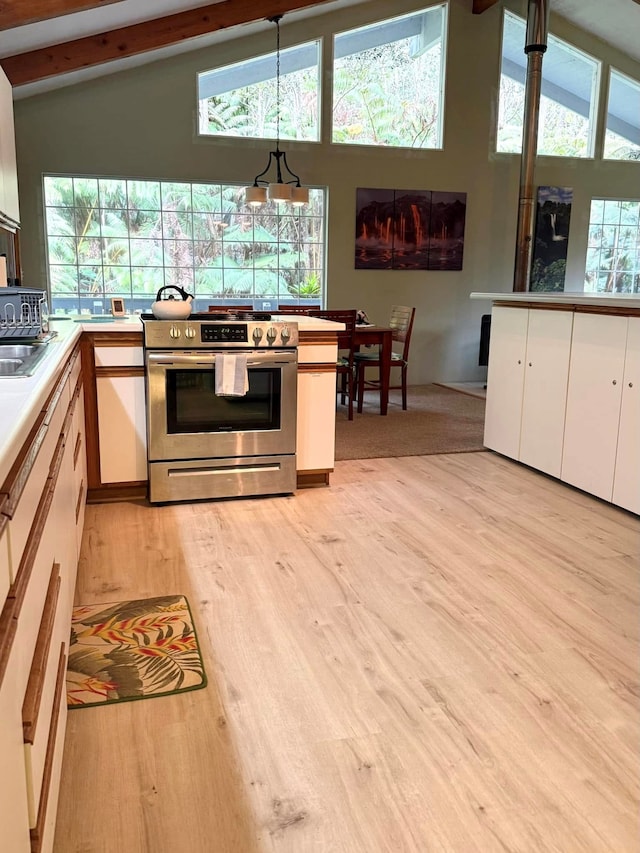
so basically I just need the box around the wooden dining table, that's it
[352,324,394,415]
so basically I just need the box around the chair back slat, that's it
[276,304,321,314]
[389,305,416,360]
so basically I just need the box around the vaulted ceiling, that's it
[0,0,638,96]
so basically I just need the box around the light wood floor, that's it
[54,452,640,853]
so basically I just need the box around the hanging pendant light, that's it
[245,15,309,207]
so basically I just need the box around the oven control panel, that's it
[143,319,299,349]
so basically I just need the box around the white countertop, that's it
[0,313,342,487]
[470,291,640,309]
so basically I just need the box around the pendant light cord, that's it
[270,15,282,154]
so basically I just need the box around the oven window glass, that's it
[166,367,282,433]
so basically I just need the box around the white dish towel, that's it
[214,353,249,396]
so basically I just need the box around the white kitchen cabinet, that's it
[0,343,85,853]
[96,374,148,484]
[296,369,337,473]
[484,306,573,477]
[0,66,20,225]
[561,313,629,503]
[613,319,640,514]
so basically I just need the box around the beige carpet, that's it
[335,384,486,461]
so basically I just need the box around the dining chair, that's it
[355,305,416,411]
[309,309,358,420]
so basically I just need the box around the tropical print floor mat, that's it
[66,595,207,708]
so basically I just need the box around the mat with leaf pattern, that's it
[66,595,207,708]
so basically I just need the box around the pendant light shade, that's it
[245,15,309,208]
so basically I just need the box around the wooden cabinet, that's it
[81,332,147,501]
[0,344,84,852]
[484,306,573,478]
[0,66,20,226]
[562,314,640,513]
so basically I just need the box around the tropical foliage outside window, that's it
[43,176,325,314]
[585,199,640,293]
[604,70,640,161]
[197,42,320,141]
[332,5,447,148]
[498,12,600,157]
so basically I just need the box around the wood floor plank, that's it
[54,453,640,852]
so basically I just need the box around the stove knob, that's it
[185,326,196,339]
[280,325,291,344]
[266,326,277,345]
[252,327,264,344]
[170,325,181,339]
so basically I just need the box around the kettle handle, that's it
[155,284,193,301]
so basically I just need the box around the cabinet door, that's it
[483,306,528,459]
[561,314,627,501]
[0,655,31,853]
[297,371,336,471]
[0,67,20,223]
[97,375,148,483]
[612,318,640,514]
[519,309,573,477]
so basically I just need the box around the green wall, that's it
[13,0,640,384]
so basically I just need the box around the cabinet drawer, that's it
[22,564,63,827]
[28,643,67,853]
[95,345,143,367]
[5,388,66,568]
[0,520,9,607]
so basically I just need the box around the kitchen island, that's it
[470,291,640,514]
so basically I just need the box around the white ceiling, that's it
[0,0,638,99]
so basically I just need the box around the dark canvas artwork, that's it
[530,186,573,292]
[355,188,467,271]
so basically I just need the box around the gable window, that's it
[43,176,326,314]
[197,41,320,141]
[332,4,448,149]
[497,11,600,157]
[604,69,640,161]
[585,199,640,293]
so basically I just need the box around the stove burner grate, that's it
[141,312,272,322]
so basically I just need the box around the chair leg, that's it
[401,365,407,409]
[347,368,354,420]
[357,363,365,413]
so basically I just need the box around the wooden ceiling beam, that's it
[472,0,500,13]
[0,0,125,30]
[0,0,335,86]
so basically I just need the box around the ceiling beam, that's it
[0,0,336,86]
[472,0,499,13]
[0,0,125,30]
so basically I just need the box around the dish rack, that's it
[0,288,49,339]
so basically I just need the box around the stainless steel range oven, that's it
[143,312,298,504]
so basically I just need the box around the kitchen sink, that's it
[0,340,52,377]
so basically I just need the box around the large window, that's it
[44,176,325,314]
[585,199,640,293]
[332,5,447,149]
[497,11,600,157]
[197,41,320,141]
[604,70,640,161]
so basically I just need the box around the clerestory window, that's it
[497,11,600,158]
[197,41,321,142]
[43,176,326,314]
[332,4,448,149]
[604,69,640,161]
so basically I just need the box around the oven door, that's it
[146,349,297,462]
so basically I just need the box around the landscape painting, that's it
[530,186,573,291]
[355,188,467,271]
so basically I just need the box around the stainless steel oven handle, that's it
[146,350,297,367]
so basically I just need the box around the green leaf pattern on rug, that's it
[67,595,207,708]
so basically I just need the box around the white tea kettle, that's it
[151,285,194,320]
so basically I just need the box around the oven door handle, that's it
[146,351,297,367]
